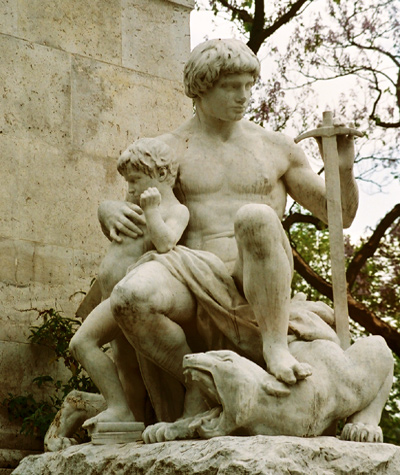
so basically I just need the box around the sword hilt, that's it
[294,111,363,144]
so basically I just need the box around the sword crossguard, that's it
[294,111,363,144]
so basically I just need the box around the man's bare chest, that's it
[179,140,286,196]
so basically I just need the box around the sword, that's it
[295,111,363,349]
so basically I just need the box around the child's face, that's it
[125,170,160,201]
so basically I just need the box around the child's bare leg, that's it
[110,335,148,422]
[69,299,136,425]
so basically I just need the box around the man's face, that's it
[197,72,254,122]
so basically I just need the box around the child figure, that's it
[69,138,189,427]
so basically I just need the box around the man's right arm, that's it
[98,200,146,242]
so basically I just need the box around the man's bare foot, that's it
[264,345,312,385]
[82,407,135,431]
[261,372,291,397]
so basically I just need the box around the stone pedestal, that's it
[0,0,194,466]
[12,436,400,474]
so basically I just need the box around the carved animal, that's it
[142,336,393,444]
[44,391,105,452]
[45,336,393,450]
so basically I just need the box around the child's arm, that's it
[140,187,189,253]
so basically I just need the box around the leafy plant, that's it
[2,308,98,440]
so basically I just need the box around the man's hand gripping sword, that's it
[295,111,363,349]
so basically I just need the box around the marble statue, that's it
[45,38,392,450]
[69,138,189,430]
[104,37,358,408]
[142,338,393,443]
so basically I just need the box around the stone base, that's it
[0,449,41,472]
[11,435,400,474]
[89,422,145,445]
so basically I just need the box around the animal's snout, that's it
[183,353,199,368]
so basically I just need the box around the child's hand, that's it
[140,187,161,211]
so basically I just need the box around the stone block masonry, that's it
[0,0,193,465]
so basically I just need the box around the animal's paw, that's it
[44,436,78,452]
[143,418,197,443]
[142,422,177,443]
[340,422,383,443]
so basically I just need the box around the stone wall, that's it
[0,0,193,462]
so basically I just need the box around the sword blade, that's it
[322,125,351,349]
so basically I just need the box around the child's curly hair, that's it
[117,138,178,186]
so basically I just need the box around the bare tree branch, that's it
[373,67,400,128]
[292,247,400,357]
[282,212,325,232]
[346,203,400,289]
[348,40,400,68]
[248,0,265,53]
[247,0,311,53]
[214,0,253,24]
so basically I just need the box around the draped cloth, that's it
[127,246,339,422]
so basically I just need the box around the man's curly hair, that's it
[184,38,260,99]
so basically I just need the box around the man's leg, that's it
[233,204,312,384]
[110,261,197,384]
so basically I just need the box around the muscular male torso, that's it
[161,117,295,270]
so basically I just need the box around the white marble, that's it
[98,39,377,431]
[51,39,393,449]
[143,340,392,442]
[69,138,189,438]
[14,436,400,475]
[0,0,193,462]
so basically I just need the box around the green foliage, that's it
[287,208,331,304]
[381,354,400,445]
[1,394,55,439]
[1,308,97,440]
[350,222,400,329]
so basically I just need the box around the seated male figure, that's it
[101,39,358,394]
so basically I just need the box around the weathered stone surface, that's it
[0,449,40,470]
[0,37,190,249]
[0,1,17,36]
[12,436,400,474]
[0,0,193,72]
[71,55,191,162]
[0,241,103,340]
[0,34,71,148]
[2,0,121,64]
[0,0,193,460]
[122,0,192,81]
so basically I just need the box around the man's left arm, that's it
[284,136,358,228]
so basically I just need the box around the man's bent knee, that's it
[110,269,172,326]
[235,204,280,233]
[235,204,283,248]
[110,280,146,325]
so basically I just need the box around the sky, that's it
[189,8,399,240]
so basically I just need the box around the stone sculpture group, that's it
[45,38,393,451]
